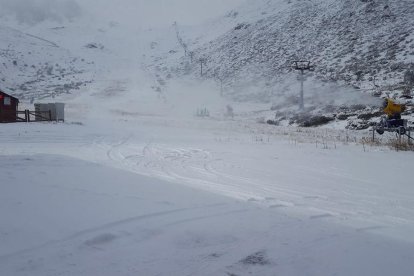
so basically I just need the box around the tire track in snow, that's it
[104,140,302,206]
[0,203,230,261]
[103,138,303,205]
[98,137,414,232]
[104,141,309,216]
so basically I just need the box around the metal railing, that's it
[0,110,52,123]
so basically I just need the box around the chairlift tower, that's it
[293,61,314,110]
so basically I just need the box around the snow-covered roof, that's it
[0,88,19,101]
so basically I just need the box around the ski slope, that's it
[1,1,414,275]
[1,108,414,275]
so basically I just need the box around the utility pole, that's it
[214,76,224,96]
[189,51,194,63]
[199,58,207,77]
[293,61,314,110]
[213,68,226,96]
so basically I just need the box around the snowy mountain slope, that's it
[150,0,414,127]
[189,0,414,94]
[2,2,414,275]
[0,25,93,101]
[0,0,245,105]
[1,0,413,127]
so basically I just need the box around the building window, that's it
[4,97,11,106]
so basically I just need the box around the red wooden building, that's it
[0,89,20,123]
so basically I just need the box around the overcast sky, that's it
[84,0,245,27]
[0,0,246,27]
[0,0,81,24]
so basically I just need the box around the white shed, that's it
[34,103,65,122]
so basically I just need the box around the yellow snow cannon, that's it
[383,98,406,118]
[375,98,408,135]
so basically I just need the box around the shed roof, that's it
[0,88,19,102]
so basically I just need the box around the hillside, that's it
[1,0,414,129]
[151,0,414,128]
[2,2,414,275]
[0,25,93,101]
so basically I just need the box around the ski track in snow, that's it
[0,202,239,261]
[91,130,414,240]
[2,1,414,274]
[1,114,414,276]
[2,121,414,241]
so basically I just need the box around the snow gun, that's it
[383,98,406,119]
[375,98,413,139]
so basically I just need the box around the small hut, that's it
[0,89,19,123]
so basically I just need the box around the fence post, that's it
[49,110,52,121]
[372,127,375,142]
[26,110,30,122]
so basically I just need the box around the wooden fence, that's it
[0,110,52,123]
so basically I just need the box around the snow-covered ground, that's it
[1,104,414,275]
[1,1,414,275]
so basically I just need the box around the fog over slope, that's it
[82,0,247,28]
[149,0,414,127]
[0,0,246,102]
[0,0,246,27]
[0,0,81,24]
[3,3,414,276]
[0,0,413,128]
